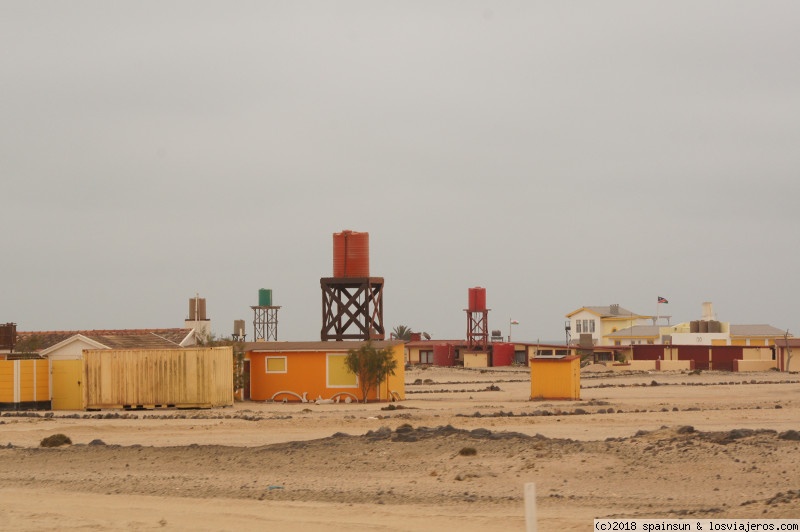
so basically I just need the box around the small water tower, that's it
[185,294,211,340]
[252,288,281,341]
[232,320,246,341]
[320,230,385,341]
[466,287,489,350]
[0,322,16,351]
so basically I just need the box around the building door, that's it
[51,360,83,410]
[243,359,251,400]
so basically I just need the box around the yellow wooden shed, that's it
[530,355,580,400]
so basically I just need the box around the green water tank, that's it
[258,288,272,307]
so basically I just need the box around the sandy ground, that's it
[1,366,799,531]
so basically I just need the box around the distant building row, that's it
[565,302,790,348]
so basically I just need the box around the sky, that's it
[2,2,799,342]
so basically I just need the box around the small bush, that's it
[40,434,72,448]
[458,447,477,456]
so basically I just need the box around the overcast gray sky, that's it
[3,2,799,342]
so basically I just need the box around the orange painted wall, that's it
[248,345,405,403]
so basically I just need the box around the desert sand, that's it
[1,366,799,531]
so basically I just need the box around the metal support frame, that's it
[466,309,489,350]
[320,277,385,341]
[252,306,280,341]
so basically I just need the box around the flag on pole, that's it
[657,296,668,304]
[510,320,519,325]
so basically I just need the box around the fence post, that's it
[524,482,537,532]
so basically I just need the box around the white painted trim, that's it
[40,334,108,357]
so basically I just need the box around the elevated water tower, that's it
[232,319,246,342]
[0,322,16,351]
[186,294,211,340]
[320,230,385,341]
[252,288,280,341]
[466,287,489,350]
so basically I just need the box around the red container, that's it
[333,230,370,278]
[433,344,455,366]
[468,287,486,311]
[492,343,514,366]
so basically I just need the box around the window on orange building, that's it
[327,354,358,388]
[265,356,287,373]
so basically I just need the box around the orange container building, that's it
[246,340,404,403]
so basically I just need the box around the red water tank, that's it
[468,287,486,311]
[492,343,514,367]
[333,230,370,277]
[433,344,455,366]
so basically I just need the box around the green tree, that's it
[344,341,398,403]
[391,325,413,341]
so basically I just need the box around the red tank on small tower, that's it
[321,230,385,341]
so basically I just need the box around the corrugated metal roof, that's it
[775,337,800,347]
[566,305,646,318]
[729,324,787,337]
[403,340,467,348]
[15,329,194,352]
[246,340,404,352]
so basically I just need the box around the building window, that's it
[614,341,621,346]
[419,350,433,364]
[265,356,287,373]
[327,354,357,388]
[589,320,595,333]
[576,321,582,333]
